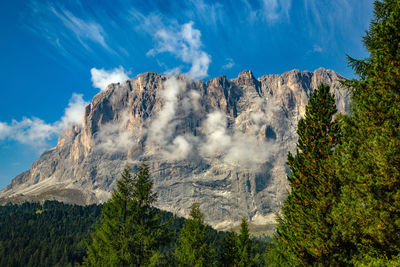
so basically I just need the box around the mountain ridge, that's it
[0,68,348,230]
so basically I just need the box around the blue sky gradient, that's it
[0,0,374,188]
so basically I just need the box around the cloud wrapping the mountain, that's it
[90,66,130,91]
[200,111,232,156]
[95,110,138,153]
[146,76,202,161]
[139,76,273,169]
[148,77,186,147]
[199,110,274,170]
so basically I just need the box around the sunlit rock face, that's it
[0,68,348,230]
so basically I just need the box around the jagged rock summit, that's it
[0,68,348,230]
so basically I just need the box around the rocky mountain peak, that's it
[0,68,349,230]
[236,70,258,87]
[208,75,228,88]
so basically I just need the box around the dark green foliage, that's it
[332,0,400,264]
[220,230,238,266]
[237,218,253,267]
[84,162,170,266]
[174,203,216,266]
[0,201,101,267]
[0,198,245,266]
[273,83,340,265]
[219,218,268,267]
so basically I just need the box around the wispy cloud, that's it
[95,110,138,153]
[90,66,130,91]
[0,94,88,149]
[261,0,292,22]
[147,21,211,79]
[302,0,359,50]
[313,44,323,53]
[49,8,109,50]
[241,0,292,23]
[25,1,116,67]
[222,58,235,70]
[184,0,224,29]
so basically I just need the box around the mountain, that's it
[0,68,348,230]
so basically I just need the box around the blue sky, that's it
[0,0,374,189]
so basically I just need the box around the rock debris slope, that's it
[0,68,348,230]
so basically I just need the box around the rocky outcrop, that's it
[0,68,348,230]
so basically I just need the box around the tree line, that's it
[0,201,101,266]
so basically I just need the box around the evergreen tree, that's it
[83,162,169,266]
[220,230,238,267]
[273,83,341,265]
[237,218,252,267]
[332,0,400,264]
[174,203,213,267]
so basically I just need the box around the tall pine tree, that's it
[220,230,239,267]
[83,162,169,266]
[174,203,214,267]
[237,218,253,267]
[332,0,400,264]
[220,218,253,267]
[273,83,341,265]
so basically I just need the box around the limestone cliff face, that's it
[0,68,348,230]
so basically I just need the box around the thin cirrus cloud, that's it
[240,0,292,23]
[49,8,109,51]
[25,1,114,66]
[261,0,292,22]
[0,94,89,149]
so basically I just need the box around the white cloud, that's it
[95,111,138,153]
[160,134,197,161]
[222,58,235,70]
[57,93,88,130]
[147,21,211,79]
[148,77,186,147]
[199,110,274,170]
[0,122,12,140]
[11,118,58,147]
[240,0,292,23]
[0,94,88,149]
[261,0,292,22]
[200,111,232,156]
[145,76,203,161]
[225,132,272,169]
[90,66,130,91]
[50,8,109,50]
[26,1,113,60]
